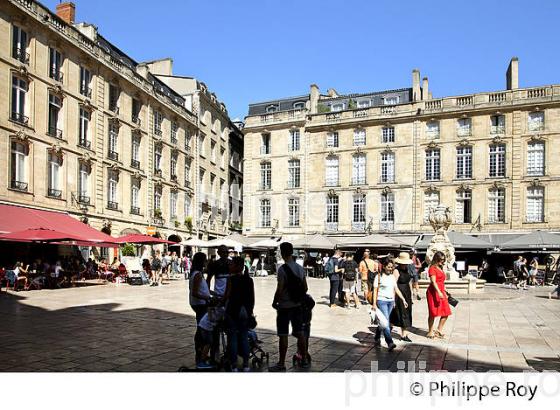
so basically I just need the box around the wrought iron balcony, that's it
[171,135,178,145]
[131,159,140,169]
[80,86,92,98]
[184,180,191,188]
[11,180,28,192]
[490,125,505,134]
[11,112,29,126]
[351,221,366,232]
[325,222,339,232]
[50,69,63,83]
[107,151,119,161]
[171,174,178,182]
[154,128,162,137]
[47,126,63,139]
[107,201,119,210]
[109,105,119,115]
[14,48,29,64]
[78,139,91,149]
[380,221,395,231]
[132,115,141,126]
[457,128,472,137]
[154,168,162,177]
[77,194,90,205]
[130,206,141,215]
[47,188,62,198]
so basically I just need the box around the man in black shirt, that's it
[338,253,360,309]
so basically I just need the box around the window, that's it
[49,47,63,81]
[426,121,440,139]
[288,198,300,227]
[48,94,62,137]
[456,190,472,224]
[153,111,163,136]
[381,192,395,228]
[326,132,339,148]
[491,115,505,134]
[526,187,544,223]
[260,199,271,227]
[261,133,271,154]
[108,84,119,113]
[382,127,395,143]
[78,162,90,201]
[457,118,471,136]
[381,152,395,183]
[527,142,545,176]
[79,66,91,97]
[210,141,216,163]
[325,157,339,186]
[384,96,399,105]
[171,122,178,144]
[170,152,178,178]
[528,112,544,132]
[489,144,506,177]
[488,188,505,223]
[260,162,271,190]
[131,179,140,214]
[424,191,440,222]
[265,105,277,113]
[293,101,305,110]
[331,103,344,112]
[108,123,118,159]
[425,149,440,181]
[107,170,118,207]
[170,191,178,219]
[10,141,27,190]
[12,25,28,63]
[184,130,191,151]
[456,146,472,179]
[199,133,206,156]
[289,130,300,151]
[47,153,62,197]
[131,135,140,168]
[357,100,371,108]
[353,194,366,225]
[132,98,141,124]
[154,144,162,172]
[220,148,226,169]
[288,159,301,188]
[154,186,162,212]
[184,194,192,217]
[199,169,206,195]
[11,75,28,124]
[79,108,91,148]
[184,161,191,184]
[353,129,366,146]
[352,154,366,185]
[326,195,339,226]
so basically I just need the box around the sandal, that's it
[435,330,445,339]
[426,332,436,339]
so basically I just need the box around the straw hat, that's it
[394,251,413,265]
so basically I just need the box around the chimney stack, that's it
[56,2,76,24]
[310,84,320,114]
[506,57,519,90]
[422,77,429,101]
[412,69,421,101]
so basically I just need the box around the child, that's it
[196,310,216,370]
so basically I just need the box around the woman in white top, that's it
[189,252,210,366]
[372,259,408,351]
[13,262,29,291]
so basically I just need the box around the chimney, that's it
[412,69,421,101]
[310,84,320,114]
[56,2,76,24]
[422,77,429,101]
[506,57,519,90]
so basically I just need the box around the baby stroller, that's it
[248,329,269,369]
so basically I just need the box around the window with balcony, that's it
[425,149,440,181]
[131,135,140,169]
[456,146,472,179]
[527,142,545,176]
[288,159,300,188]
[353,129,366,146]
[171,121,178,144]
[288,198,300,227]
[490,115,505,134]
[131,179,140,215]
[48,94,62,138]
[154,145,162,174]
[260,162,271,190]
[107,170,119,209]
[78,162,90,204]
[526,187,544,223]
[79,108,91,148]
[260,199,271,227]
[12,25,29,64]
[489,144,506,177]
[381,152,395,183]
[357,99,371,108]
[325,157,339,186]
[380,192,395,229]
[424,191,440,222]
[352,194,366,230]
[10,141,28,192]
[326,195,339,231]
[153,111,163,136]
[49,47,63,82]
[488,188,505,223]
[457,118,471,136]
[108,123,119,161]
[47,152,62,198]
[352,154,366,185]
[79,66,91,97]
[289,130,300,151]
[11,75,28,125]
[456,189,472,224]
[326,132,339,148]
[108,84,119,113]
[261,133,271,155]
[170,191,178,219]
[528,111,544,132]
[382,127,395,143]
[426,121,440,139]
[132,98,142,125]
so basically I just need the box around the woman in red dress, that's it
[426,251,451,339]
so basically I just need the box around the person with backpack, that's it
[339,252,360,309]
[269,242,309,372]
[359,249,378,303]
[326,250,342,308]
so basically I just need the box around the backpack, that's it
[342,261,357,281]
[151,258,161,271]
[324,258,335,275]
[283,263,305,304]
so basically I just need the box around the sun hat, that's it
[394,251,413,265]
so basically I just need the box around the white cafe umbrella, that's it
[181,238,209,247]
[206,238,245,249]
[248,238,282,249]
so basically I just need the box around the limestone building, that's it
[243,58,560,240]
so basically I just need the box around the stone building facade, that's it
[243,58,560,239]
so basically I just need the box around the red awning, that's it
[115,234,177,245]
[0,204,118,245]
[0,228,85,242]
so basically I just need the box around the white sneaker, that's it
[242,367,251,372]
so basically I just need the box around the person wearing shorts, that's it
[340,253,360,309]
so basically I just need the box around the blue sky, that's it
[43,0,560,120]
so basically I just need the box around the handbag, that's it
[366,290,373,305]
[446,292,459,307]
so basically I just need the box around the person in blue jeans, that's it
[372,259,409,351]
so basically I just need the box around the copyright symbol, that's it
[410,382,423,396]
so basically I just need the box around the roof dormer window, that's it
[266,105,278,113]
[293,101,305,110]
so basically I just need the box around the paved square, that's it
[1,278,560,372]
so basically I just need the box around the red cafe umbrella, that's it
[115,234,177,245]
[0,228,85,243]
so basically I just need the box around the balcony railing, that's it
[132,115,141,126]
[153,217,164,226]
[351,221,366,232]
[287,182,301,189]
[528,88,547,99]
[13,48,29,64]
[351,178,367,186]
[11,112,29,126]
[154,168,162,177]
[490,125,505,134]
[171,174,178,182]
[130,206,141,215]
[457,128,472,137]
[77,194,90,205]
[528,123,545,132]
[131,159,140,169]
[107,151,119,161]
[11,180,28,192]
[107,201,119,210]
[49,69,64,83]
[108,105,119,115]
[80,86,92,98]
[171,134,178,145]
[380,221,395,231]
[185,180,192,189]
[78,139,91,149]
[325,222,338,232]
[47,126,63,139]
[260,146,271,155]
[456,96,473,106]
[47,188,62,198]
[425,100,442,110]
[154,128,162,137]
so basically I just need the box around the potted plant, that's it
[184,216,193,234]
[153,208,162,219]
[174,220,180,228]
